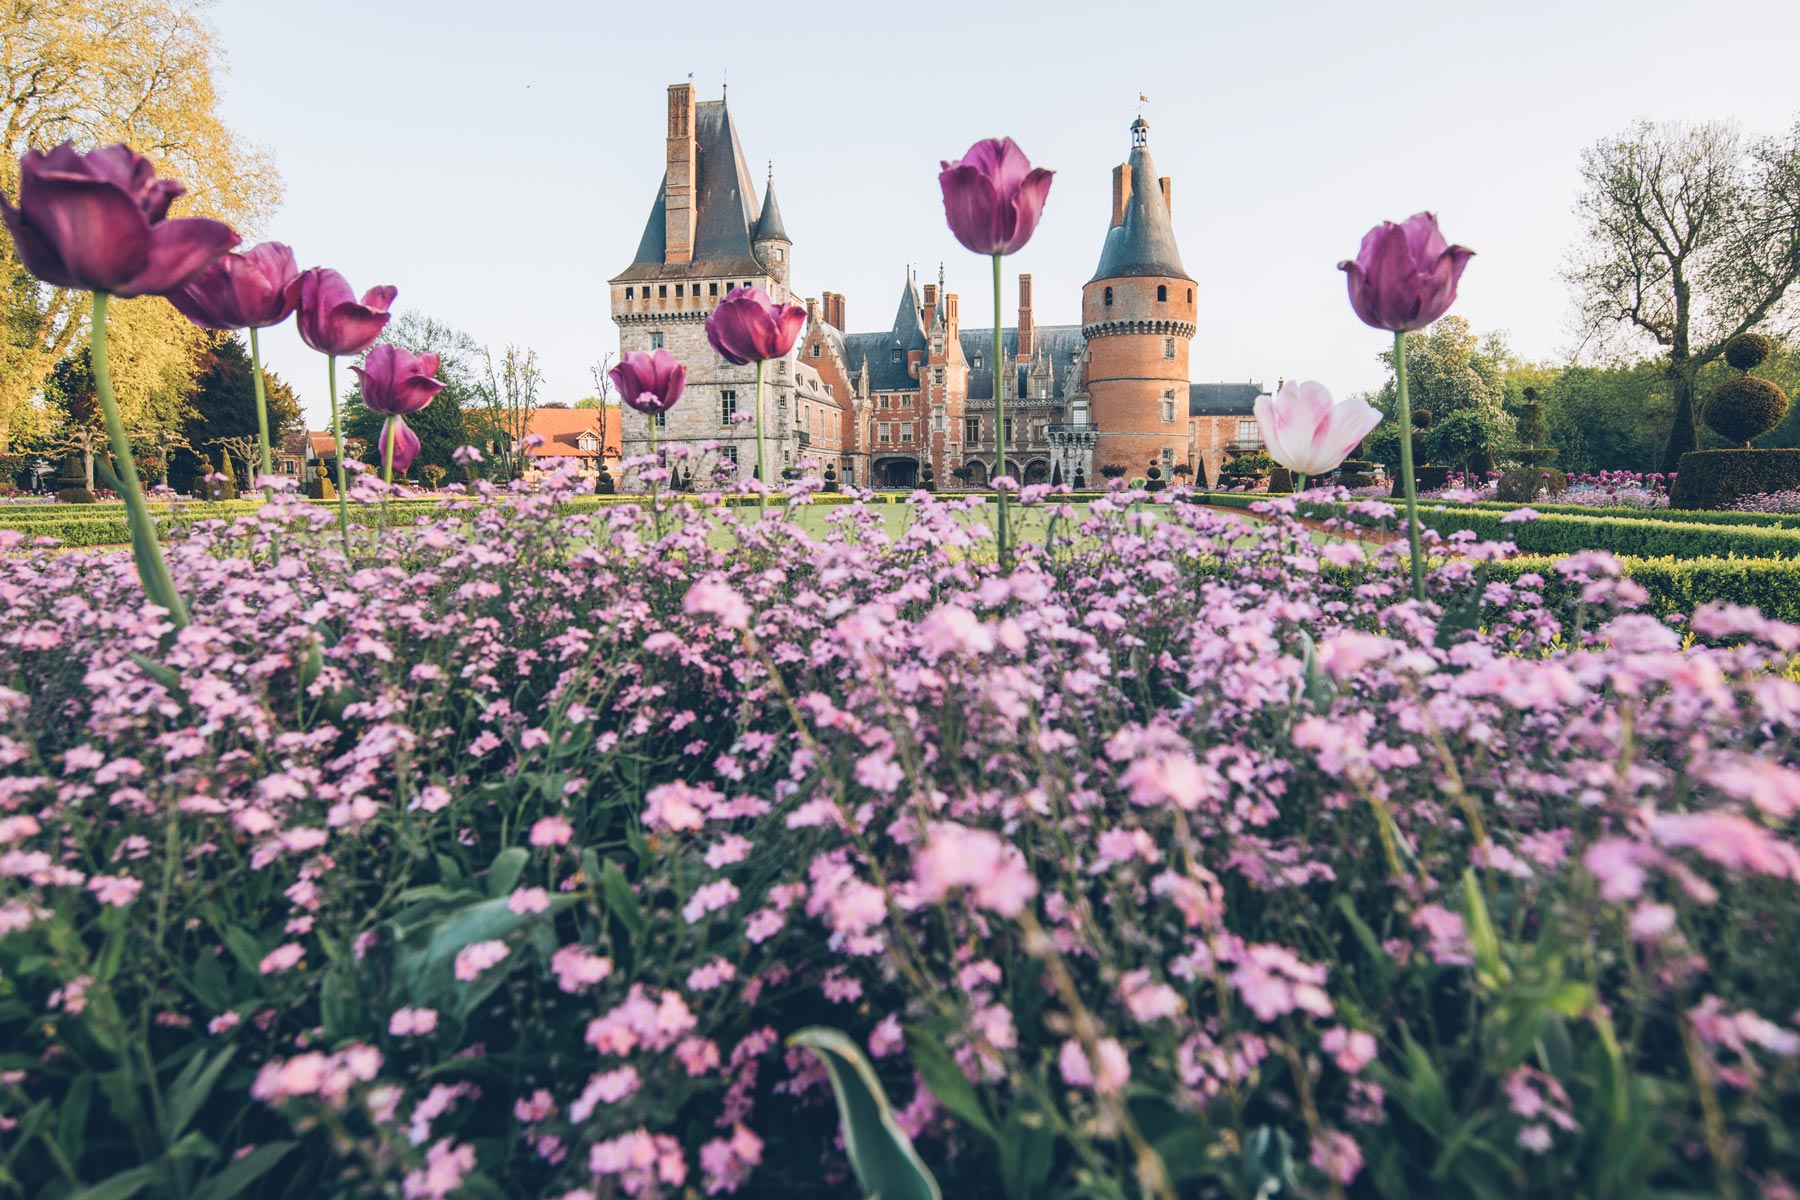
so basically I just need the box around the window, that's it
[1164,337,1176,360]
[878,423,891,443]
[973,353,983,369]
[1004,417,1015,441]
[675,284,684,298]
[900,423,913,443]
[1187,288,1194,303]
[1104,287,1113,306]
[1157,285,1167,302]
[811,343,820,357]
[934,410,946,432]
[653,412,667,429]
[658,285,667,298]
[625,287,635,300]
[775,248,784,262]
[933,367,944,385]
[720,391,737,424]
[722,444,739,464]
[578,434,599,451]
[1161,390,1176,423]
[932,337,943,354]
[890,347,901,362]
[879,396,890,409]
[825,384,833,396]
[649,332,664,350]
[710,282,719,297]
[965,417,981,442]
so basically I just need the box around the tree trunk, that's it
[84,449,95,491]
[1660,360,1698,474]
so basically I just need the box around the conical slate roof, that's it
[1089,122,1192,284]
[612,99,768,282]
[752,178,788,243]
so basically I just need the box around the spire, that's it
[752,171,789,243]
[1089,116,1191,283]
[888,273,927,353]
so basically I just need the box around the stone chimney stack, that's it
[1017,274,1035,362]
[1159,176,1172,214]
[1110,163,1131,228]
[922,282,939,319]
[664,83,697,264]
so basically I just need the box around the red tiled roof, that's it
[524,407,622,459]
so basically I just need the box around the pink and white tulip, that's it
[1253,381,1382,478]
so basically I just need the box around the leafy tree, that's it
[1424,408,1504,474]
[1373,316,1512,422]
[0,0,282,450]
[340,312,478,477]
[1567,118,1800,472]
[169,332,300,493]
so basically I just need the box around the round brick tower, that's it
[1082,117,1197,476]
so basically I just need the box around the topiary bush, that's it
[55,487,96,505]
[1266,466,1291,493]
[1495,466,1569,503]
[1670,448,1800,510]
[1723,331,1774,372]
[1703,375,1789,447]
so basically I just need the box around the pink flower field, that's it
[3,478,1799,1198]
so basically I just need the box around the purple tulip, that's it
[705,286,807,366]
[297,267,396,356]
[379,416,420,476]
[167,242,302,330]
[608,348,687,415]
[1339,213,1474,332]
[352,344,443,416]
[0,142,239,298]
[938,137,1054,257]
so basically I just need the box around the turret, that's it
[1081,116,1197,476]
[752,169,791,290]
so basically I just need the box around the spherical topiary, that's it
[1703,374,1789,447]
[1724,332,1773,372]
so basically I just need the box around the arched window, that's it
[1187,288,1194,303]
[1104,287,1113,307]
[1156,285,1167,302]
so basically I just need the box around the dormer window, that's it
[578,434,599,452]
[973,354,983,369]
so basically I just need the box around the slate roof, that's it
[960,326,1084,401]
[612,100,767,283]
[1090,121,1193,284]
[752,178,788,243]
[1189,382,1264,417]
[840,277,930,391]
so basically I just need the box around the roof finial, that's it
[721,70,728,101]
[767,159,773,184]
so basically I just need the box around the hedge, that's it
[1191,493,1800,559]
[1488,555,1800,624]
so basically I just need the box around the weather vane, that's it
[1137,92,1149,117]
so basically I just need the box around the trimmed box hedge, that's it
[1192,493,1800,559]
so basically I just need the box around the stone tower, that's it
[609,84,798,481]
[1081,116,1197,475]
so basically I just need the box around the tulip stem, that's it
[1394,330,1425,601]
[91,292,187,628]
[328,354,349,551]
[376,418,397,552]
[249,326,273,505]
[753,358,768,510]
[992,252,1010,568]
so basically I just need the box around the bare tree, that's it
[586,353,616,408]
[476,346,542,480]
[1567,119,1800,471]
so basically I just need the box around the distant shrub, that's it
[1670,449,1800,510]
[1702,375,1790,446]
[56,487,96,505]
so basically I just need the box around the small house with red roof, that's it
[521,406,623,481]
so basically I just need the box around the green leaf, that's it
[66,1165,163,1200]
[1461,867,1508,988]
[485,847,529,899]
[905,1027,996,1142]
[57,1072,92,1168]
[790,1028,941,1200]
[193,1140,296,1200]
[167,1046,234,1138]
[386,893,571,1020]
[127,653,183,693]
[1297,630,1337,711]
[601,861,646,942]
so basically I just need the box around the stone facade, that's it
[611,86,1270,489]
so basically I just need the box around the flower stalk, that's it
[91,292,188,627]
[754,358,768,508]
[1393,331,1425,601]
[992,252,1010,567]
[249,325,273,503]
[328,355,349,548]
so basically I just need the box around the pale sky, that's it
[208,0,1800,428]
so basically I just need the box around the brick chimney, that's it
[922,282,938,321]
[1016,274,1035,362]
[1110,163,1131,228]
[664,83,697,264]
[1159,176,1172,214]
[944,292,958,336]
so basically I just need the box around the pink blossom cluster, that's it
[1,479,1798,1193]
